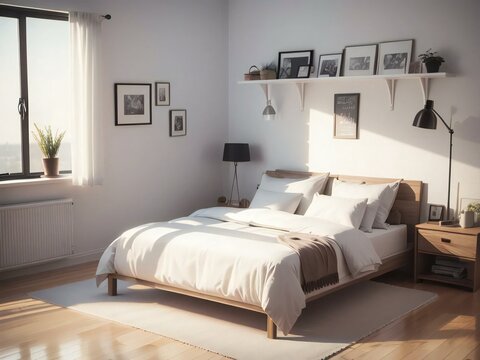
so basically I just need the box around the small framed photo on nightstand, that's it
[428,204,444,221]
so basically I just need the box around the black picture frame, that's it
[297,65,311,78]
[343,44,377,76]
[155,82,170,106]
[277,50,314,79]
[317,53,342,77]
[428,204,444,221]
[334,93,360,139]
[114,83,152,126]
[169,109,187,137]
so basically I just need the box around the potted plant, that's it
[467,201,480,226]
[32,123,66,177]
[260,62,277,80]
[418,49,445,73]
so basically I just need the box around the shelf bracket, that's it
[419,77,429,104]
[260,84,269,101]
[384,79,396,110]
[296,83,305,111]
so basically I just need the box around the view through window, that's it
[0,6,70,179]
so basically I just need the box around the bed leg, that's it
[267,316,277,339]
[108,274,117,296]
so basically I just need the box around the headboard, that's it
[265,169,423,241]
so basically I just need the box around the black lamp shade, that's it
[223,143,250,162]
[413,100,437,129]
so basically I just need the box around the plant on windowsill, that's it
[418,49,445,73]
[32,123,66,178]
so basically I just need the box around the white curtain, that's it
[69,12,103,186]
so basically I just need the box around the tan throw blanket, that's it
[278,232,339,294]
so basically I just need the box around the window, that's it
[0,5,70,180]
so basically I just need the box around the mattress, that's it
[365,224,408,259]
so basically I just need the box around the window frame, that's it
[0,5,69,181]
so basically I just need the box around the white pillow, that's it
[372,180,402,229]
[258,173,329,215]
[249,188,303,213]
[332,179,386,232]
[304,194,368,229]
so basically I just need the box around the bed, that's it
[96,170,422,339]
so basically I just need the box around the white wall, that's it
[228,0,480,220]
[0,0,228,275]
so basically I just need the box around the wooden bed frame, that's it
[107,170,423,339]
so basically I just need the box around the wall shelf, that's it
[238,72,450,111]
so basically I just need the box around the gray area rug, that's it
[31,279,436,360]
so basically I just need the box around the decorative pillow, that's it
[332,179,388,232]
[249,188,303,213]
[258,173,329,215]
[304,194,368,229]
[370,180,401,229]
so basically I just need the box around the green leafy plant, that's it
[467,202,480,214]
[418,49,445,63]
[32,123,66,159]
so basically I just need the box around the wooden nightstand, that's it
[414,222,480,291]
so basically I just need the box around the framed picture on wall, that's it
[334,93,360,139]
[377,39,413,75]
[155,82,170,106]
[317,53,342,77]
[169,109,187,137]
[343,44,377,76]
[277,50,314,79]
[114,83,152,126]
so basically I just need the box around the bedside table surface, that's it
[416,222,480,236]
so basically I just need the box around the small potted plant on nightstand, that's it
[467,201,480,226]
[32,123,66,178]
[418,49,445,73]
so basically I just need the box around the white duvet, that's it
[96,207,381,334]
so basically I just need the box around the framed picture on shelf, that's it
[428,204,444,221]
[277,50,314,79]
[343,44,377,76]
[115,83,152,126]
[334,93,360,139]
[169,109,187,137]
[297,65,311,78]
[155,82,170,106]
[317,53,342,77]
[377,39,413,75]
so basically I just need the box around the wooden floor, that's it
[0,263,479,360]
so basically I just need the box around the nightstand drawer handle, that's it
[441,238,451,243]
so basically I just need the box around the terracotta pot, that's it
[42,158,59,177]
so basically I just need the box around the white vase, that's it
[460,211,474,228]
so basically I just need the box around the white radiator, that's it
[0,199,73,270]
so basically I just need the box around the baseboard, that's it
[0,248,104,281]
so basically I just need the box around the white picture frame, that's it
[377,40,413,75]
[343,44,377,76]
[317,53,342,77]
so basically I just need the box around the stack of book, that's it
[431,257,467,279]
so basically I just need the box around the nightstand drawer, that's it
[417,229,477,259]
